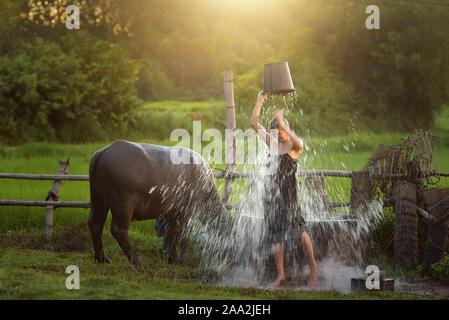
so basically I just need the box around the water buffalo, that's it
[88,140,232,266]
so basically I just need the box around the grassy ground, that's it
[1,102,449,300]
[0,224,444,300]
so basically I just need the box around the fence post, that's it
[350,171,372,215]
[422,188,449,274]
[305,174,330,212]
[45,158,70,240]
[394,180,418,266]
[222,70,236,204]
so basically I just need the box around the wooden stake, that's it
[45,158,70,240]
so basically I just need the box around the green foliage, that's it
[366,208,395,261]
[0,32,141,144]
[285,1,449,132]
[291,59,359,136]
[0,0,25,53]
[132,110,193,141]
[130,100,226,141]
[136,59,174,101]
[1,0,449,142]
[431,254,449,281]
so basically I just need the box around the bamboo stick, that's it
[222,70,236,203]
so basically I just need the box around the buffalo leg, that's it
[178,231,190,265]
[177,215,191,265]
[88,198,110,263]
[109,198,142,267]
[165,218,179,264]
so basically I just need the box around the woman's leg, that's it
[301,232,318,287]
[270,243,286,288]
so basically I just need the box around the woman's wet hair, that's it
[269,116,289,130]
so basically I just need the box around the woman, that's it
[251,90,318,288]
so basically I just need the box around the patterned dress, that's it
[263,153,305,244]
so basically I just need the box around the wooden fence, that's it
[0,161,370,238]
[1,163,434,234]
[0,168,359,211]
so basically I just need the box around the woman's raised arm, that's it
[251,91,271,147]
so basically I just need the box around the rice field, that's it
[0,130,448,233]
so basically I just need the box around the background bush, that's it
[431,254,449,282]
[0,32,141,144]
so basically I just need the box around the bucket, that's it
[263,62,295,95]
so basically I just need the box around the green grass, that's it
[133,100,227,141]
[142,100,224,111]
[434,105,449,131]
[0,225,442,300]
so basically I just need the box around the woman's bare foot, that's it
[267,275,285,289]
[308,269,318,287]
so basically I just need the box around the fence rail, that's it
[0,200,90,208]
[2,171,447,181]
[0,170,354,181]
[0,170,356,213]
[1,166,447,240]
[0,173,89,181]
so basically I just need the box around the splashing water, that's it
[190,92,384,293]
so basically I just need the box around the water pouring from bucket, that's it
[193,62,384,292]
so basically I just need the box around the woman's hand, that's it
[274,108,287,129]
[257,90,267,104]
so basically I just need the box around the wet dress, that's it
[263,153,306,244]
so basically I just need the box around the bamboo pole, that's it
[0,171,351,180]
[0,173,88,181]
[0,199,395,210]
[214,170,354,179]
[0,171,447,181]
[222,70,236,203]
